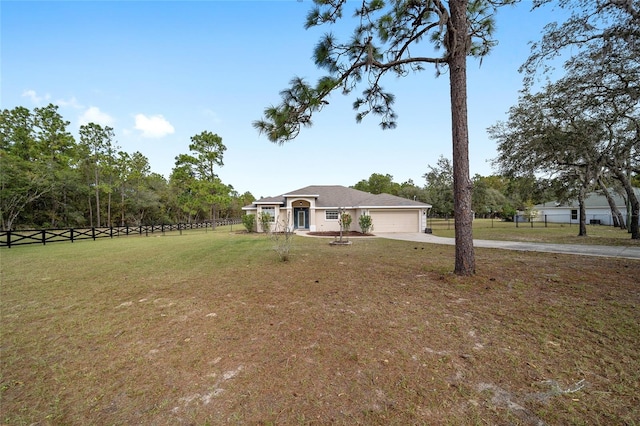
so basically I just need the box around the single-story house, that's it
[532,188,640,226]
[242,185,432,233]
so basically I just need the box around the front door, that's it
[294,207,308,229]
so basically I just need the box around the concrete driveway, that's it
[379,233,640,261]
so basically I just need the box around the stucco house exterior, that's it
[532,188,640,226]
[242,185,431,233]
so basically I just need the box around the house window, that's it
[325,210,339,220]
[262,206,276,222]
[571,209,578,220]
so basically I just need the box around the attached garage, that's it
[369,209,420,233]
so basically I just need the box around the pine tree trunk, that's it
[448,0,475,275]
[94,167,101,228]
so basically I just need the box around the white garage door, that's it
[369,210,419,233]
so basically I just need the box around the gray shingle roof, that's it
[247,185,431,209]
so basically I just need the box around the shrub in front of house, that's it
[242,214,256,233]
[259,212,272,233]
[359,214,373,234]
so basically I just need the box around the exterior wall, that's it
[534,207,620,226]
[256,204,285,232]
[313,208,358,232]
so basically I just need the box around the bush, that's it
[339,212,352,233]
[259,212,272,233]
[270,214,294,262]
[242,214,256,233]
[359,214,373,234]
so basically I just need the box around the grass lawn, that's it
[432,218,640,247]
[1,227,639,424]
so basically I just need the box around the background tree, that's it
[352,173,399,195]
[397,179,430,203]
[423,156,454,216]
[78,123,116,227]
[1,107,49,230]
[0,105,80,229]
[471,174,507,218]
[254,0,517,275]
[501,1,640,237]
[519,0,639,237]
[31,104,78,227]
[488,82,608,236]
[2,105,251,229]
[171,131,231,225]
[522,0,640,88]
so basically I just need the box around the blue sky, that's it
[2,1,564,198]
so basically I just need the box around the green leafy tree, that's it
[78,123,116,227]
[488,85,605,236]
[471,174,507,218]
[32,104,78,227]
[520,0,639,237]
[0,105,79,229]
[522,0,640,88]
[173,131,231,225]
[353,173,400,195]
[0,107,48,229]
[397,179,429,203]
[423,156,454,216]
[254,0,515,274]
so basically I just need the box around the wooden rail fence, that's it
[0,219,242,248]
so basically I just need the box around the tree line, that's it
[351,166,595,221]
[0,104,255,230]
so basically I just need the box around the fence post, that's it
[110,227,113,238]
[92,227,96,240]
[71,228,74,243]
[515,215,519,228]
[545,215,547,228]
[6,230,11,248]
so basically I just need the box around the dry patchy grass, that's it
[1,230,639,425]
[432,218,640,247]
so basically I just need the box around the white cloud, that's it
[57,96,83,109]
[79,106,115,127]
[22,89,50,105]
[134,114,175,138]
